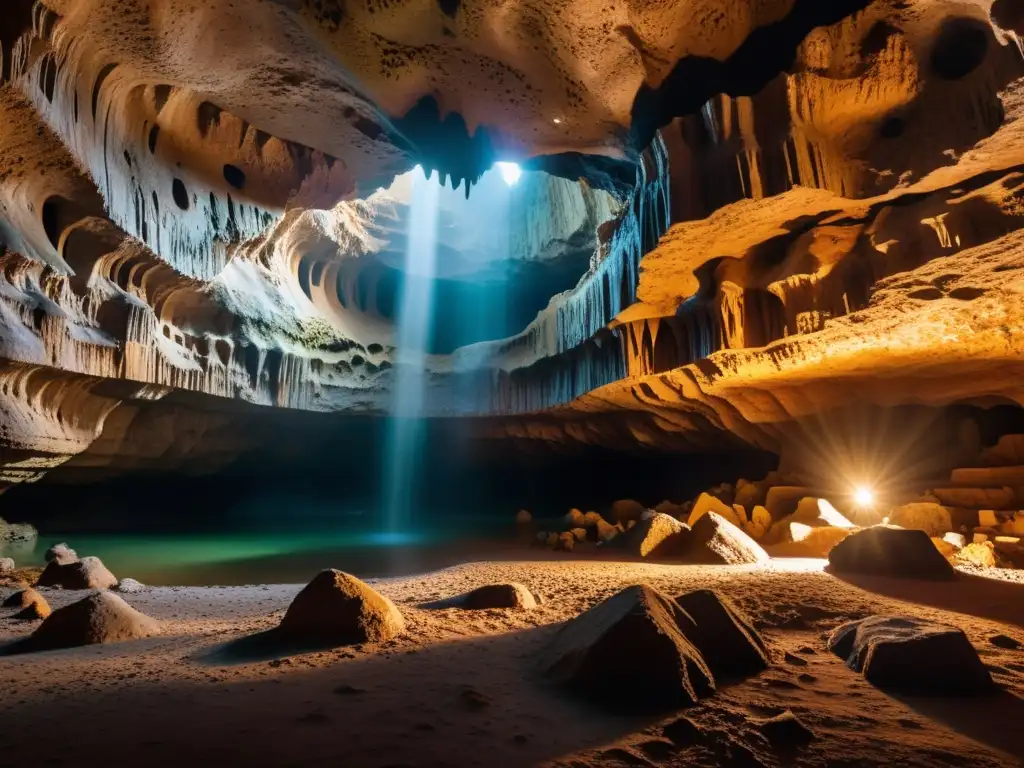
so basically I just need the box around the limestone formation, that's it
[684,512,769,565]
[828,527,955,579]
[14,592,159,653]
[36,556,117,590]
[542,585,714,710]
[456,583,537,610]
[828,616,993,695]
[278,570,405,646]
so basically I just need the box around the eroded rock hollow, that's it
[0,0,1023,492]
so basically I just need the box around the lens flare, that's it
[853,486,875,506]
[495,161,522,186]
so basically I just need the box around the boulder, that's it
[653,500,685,519]
[705,482,735,506]
[733,478,764,511]
[979,510,1001,528]
[608,499,646,525]
[828,615,992,694]
[0,557,14,575]
[458,583,537,610]
[951,466,1024,488]
[792,498,855,529]
[563,508,586,529]
[957,541,997,567]
[36,556,117,590]
[595,518,622,543]
[889,502,953,536]
[688,493,742,528]
[278,570,405,645]
[557,531,576,552]
[44,542,78,565]
[116,578,147,594]
[768,525,852,558]
[684,512,769,565]
[615,513,689,559]
[514,509,532,525]
[7,588,51,620]
[828,526,955,579]
[673,589,768,680]
[750,710,816,750]
[544,532,559,549]
[22,592,159,652]
[931,537,958,559]
[765,487,814,519]
[542,584,714,710]
[743,505,772,541]
[583,511,604,528]
[571,527,588,542]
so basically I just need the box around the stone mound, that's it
[828,615,992,695]
[4,587,49,613]
[16,594,51,620]
[36,556,118,590]
[767,525,853,558]
[458,583,537,610]
[751,710,816,749]
[542,584,714,710]
[614,512,689,558]
[44,542,78,565]
[24,592,159,652]
[828,526,955,579]
[116,578,147,594]
[684,512,769,565]
[278,569,405,645]
[673,589,768,680]
[608,499,646,524]
[888,502,953,537]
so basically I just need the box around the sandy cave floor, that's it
[2,558,1024,767]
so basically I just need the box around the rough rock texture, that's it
[828,615,993,695]
[672,589,768,680]
[10,592,159,653]
[542,584,714,711]
[456,583,537,610]
[0,557,14,574]
[278,570,405,645]
[44,543,77,565]
[829,526,956,579]
[0,0,1023,483]
[35,556,117,590]
[889,503,954,537]
[10,588,51,620]
[615,513,689,559]
[684,512,769,565]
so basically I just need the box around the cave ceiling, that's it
[1,0,1024,484]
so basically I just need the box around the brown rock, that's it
[653,500,685,519]
[616,513,689,558]
[828,615,992,694]
[889,502,953,536]
[684,512,770,565]
[20,592,159,652]
[570,527,588,542]
[828,526,955,579]
[957,541,997,567]
[931,487,1015,510]
[459,583,537,610]
[688,492,742,528]
[768,525,852,558]
[35,556,117,590]
[514,509,532,525]
[930,537,958,560]
[980,435,1024,467]
[542,584,714,710]
[595,518,622,543]
[673,589,768,679]
[951,466,1024,488]
[608,499,646,524]
[278,570,404,645]
[765,487,815,519]
[3,587,50,619]
[44,542,78,565]
[0,557,14,575]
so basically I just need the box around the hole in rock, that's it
[41,196,65,248]
[91,63,117,120]
[223,164,246,190]
[171,178,189,211]
[992,0,1024,35]
[148,125,160,154]
[931,18,989,80]
[879,116,905,139]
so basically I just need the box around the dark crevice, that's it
[91,63,118,121]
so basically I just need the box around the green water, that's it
[1,520,528,586]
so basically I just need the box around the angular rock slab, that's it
[279,569,405,645]
[828,525,955,579]
[615,512,689,558]
[684,512,769,565]
[19,592,159,652]
[36,556,117,590]
[828,615,993,694]
[458,583,537,610]
[542,584,714,711]
[673,589,768,680]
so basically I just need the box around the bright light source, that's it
[853,486,875,507]
[552,117,562,124]
[495,161,522,187]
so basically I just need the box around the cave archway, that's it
[743,289,787,348]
